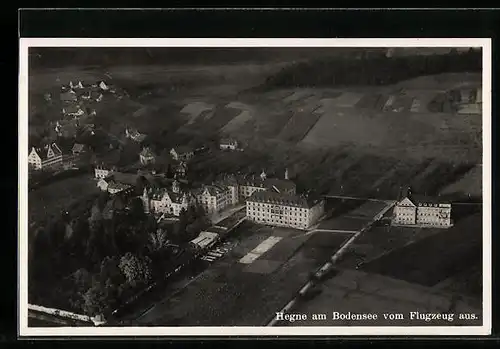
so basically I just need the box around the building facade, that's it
[139,147,156,165]
[28,143,63,171]
[393,195,452,228]
[237,171,296,201]
[219,138,239,151]
[170,147,194,162]
[246,191,324,230]
[195,184,232,215]
[141,180,194,216]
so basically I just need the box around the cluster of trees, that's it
[262,49,482,89]
[29,187,209,318]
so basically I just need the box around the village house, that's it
[173,161,188,178]
[125,127,147,143]
[94,165,117,179]
[96,172,137,195]
[219,138,239,151]
[62,105,85,118]
[170,146,194,162]
[99,81,110,91]
[141,180,195,216]
[69,81,84,90]
[72,143,88,156]
[195,184,233,215]
[139,147,156,166]
[60,90,77,103]
[28,143,63,171]
[246,191,325,230]
[392,188,452,228]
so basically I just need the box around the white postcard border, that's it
[18,38,492,337]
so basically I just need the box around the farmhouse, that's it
[246,191,325,230]
[170,146,194,162]
[195,184,232,215]
[392,188,452,228]
[139,147,156,166]
[141,180,195,216]
[28,143,63,171]
[219,138,239,151]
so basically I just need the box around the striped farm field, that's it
[180,101,215,124]
[278,111,322,143]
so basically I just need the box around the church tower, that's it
[284,168,289,180]
[141,187,150,214]
[172,179,180,194]
[260,169,267,181]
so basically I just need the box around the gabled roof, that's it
[107,181,133,191]
[264,178,296,193]
[220,138,238,145]
[63,104,84,114]
[404,194,451,206]
[171,146,194,154]
[107,172,138,186]
[200,184,227,197]
[31,143,63,160]
[247,190,322,209]
[140,148,155,158]
[72,143,86,152]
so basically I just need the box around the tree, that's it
[82,280,108,317]
[100,256,125,286]
[147,228,169,253]
[119,253,152,285]
[129,197,145,221]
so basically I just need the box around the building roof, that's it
[140,148,155,158]
[106,180,133,192]
[72,143,86,152]
[172,146,194,154]
[60,91,77,101]
[200,184,227,197]
[400,195,451,206]
[236,175,296,192]
[106,172,138,186]
[31,143,63,160]
[147,187,189,204]
[63,104,84,114]
[247,190,322,209]
[220,138,238,145]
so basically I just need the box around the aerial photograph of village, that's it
[24,45,485,330]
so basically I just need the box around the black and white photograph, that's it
[18,38,491,336]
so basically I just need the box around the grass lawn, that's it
[28,174,100,224]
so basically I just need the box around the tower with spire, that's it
[284,168,289,180]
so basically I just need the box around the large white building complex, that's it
[141,180,195,216]
[393,189,452,228]
[246,190,325,230]
[28,143,63,170]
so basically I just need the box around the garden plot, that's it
[278,111,322,143]
[180,101,215,124]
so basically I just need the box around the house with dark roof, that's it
[170,146,194,162]
[62,104,85,118]
[28,143,63,170]
[393,188,452,228]
[246,190,324,230]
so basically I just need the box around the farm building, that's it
[62,105,85,117]
[72,143,88,156]
[125,127,147,143]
